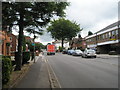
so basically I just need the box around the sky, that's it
[12,0,119,45]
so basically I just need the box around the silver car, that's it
[68,49,75,55]
[72,50,83,56]
[82,49,96,58]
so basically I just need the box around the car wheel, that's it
[82,55,84,58]
[85,55,87,58]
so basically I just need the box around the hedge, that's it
[22,51,30,65]
[15,51,30,65]
[2,56,12,85]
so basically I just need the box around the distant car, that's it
[72,49,83,56]
[62,50,68,54]
[67,49,75,55]
[82,49,96,58]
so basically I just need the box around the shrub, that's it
[2,56,12,85]
[59,46,64,52]
[22,51,30,65]
[31,52,34,61]
[2,56,11,59]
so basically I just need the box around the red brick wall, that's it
[0,31,11,56]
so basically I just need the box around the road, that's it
[45,53,118,88]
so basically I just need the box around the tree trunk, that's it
[61,38,64,48]
[14,4,24,71]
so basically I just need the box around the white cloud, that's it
[66,0,119,37]
[12,0,119,45]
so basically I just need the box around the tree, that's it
[88,31,93,36]
[26,41,45,52]
[47,18,82,48]
[23,36,26,51]
[2,2,69,70]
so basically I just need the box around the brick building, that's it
[85,21,120,54]
[25,36,33,43]
[70,37,86,50]
[8,33,18,56]
[0,30,11,56]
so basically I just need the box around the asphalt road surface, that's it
[45,53,118,88]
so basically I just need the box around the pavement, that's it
[15,56,50,88]
[97,54,119,58]
[4,54,60,89]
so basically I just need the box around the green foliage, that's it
[23,36,26,51]
[22,51,30,64]
[27,41,45,52]
[2,2,69,70]
[59,46,64,52]
[2,56,12,85]
[47,18,82,47]
[88,31,93,36]
[2,2,69,32]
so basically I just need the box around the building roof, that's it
[53,40,68,43]
[35,42,40,44]
[25,36,31,40]
[85,21,120,39]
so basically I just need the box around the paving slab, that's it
[15,56,51,88]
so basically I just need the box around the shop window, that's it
[102,34,105,39]
[99,35,101,40]
[105,33,108,38]
[116,30,118,35]
[97,36,99,40]
[109,32,111,37]
[100,35,102,40]
[112,30,115,36]
[107,33,109,38]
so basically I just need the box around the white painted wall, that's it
[55,42,69,50]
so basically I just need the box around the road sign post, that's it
[32,43,35,63]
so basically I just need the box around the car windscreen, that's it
[87,50,95,53]
[75,50,82,53]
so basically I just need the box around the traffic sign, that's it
[32,43,35,46]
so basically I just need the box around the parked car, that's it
[72,49,83,56]
[109,51,117,55]
[82,49,96,58]
[67,49,75,55]
[62,50,68,54]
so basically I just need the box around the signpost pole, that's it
[34,43,35,63]
[32,42,35,63]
